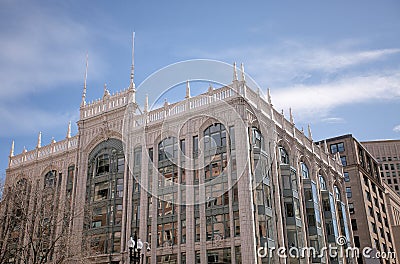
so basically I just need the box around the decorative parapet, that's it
[9,135,79,168]
[9,82,342,174]
[80,89,129,120]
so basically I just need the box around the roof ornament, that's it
[103,83,110,97]
[289,108,294,124]
[81,53,89,107]
[324,140,329,153]
[185,80,191,99]
[308,124,313,140]
[144,94,149,112]
[240,63,245,82]
[10,140,14,157]
[129,32,136,91]
[233,62,238,81]
[208,83,213,93]
[67,121,71,138]
[37,132,42,148]
[267,88,272,104]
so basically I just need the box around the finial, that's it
[103,83,110,97]
[308,124,313,140]
[23,146,27,153]
[37,132,42,148]
[185,80,191,99]
[67,121,71,138]
[267,88,272,104]
[129,32,136,91]
[164,98,168,107]
[324,139,329,153]
[10,140,14,157]
[51,137,56,144]
[81,53,89,107]
[281,109,284,115]
[233,62,238,81]
[208,83,213,93]
[240,63,245,82]
[301,127,304,133]
[289,108,294,124]
[144,94,149,112]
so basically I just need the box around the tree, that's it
[0,176,88,264]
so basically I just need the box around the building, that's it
[319,135,398,264]
[1,47,354,263]
[362,140,400,259]
[361,140,400,196]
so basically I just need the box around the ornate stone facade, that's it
[3,62,353,264]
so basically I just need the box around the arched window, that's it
[85,138,125,254]
[334,185,341,201]
[319,174,327,190]
[279,147,289,164]
[44,170,56,188]
[203,123,230,241]
[301,162,309,179]
[203,123,227,180]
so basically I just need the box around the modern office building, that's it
[1,50,354,263]
[362,139,400,260]
[319,135,398,264]
[361,140,400,195]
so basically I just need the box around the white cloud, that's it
[191,41,400,122]
[394,125,400,133]
[0,6,105,100]
[321,117,345,124]
[0,105,78,137]
[271,72,400,121]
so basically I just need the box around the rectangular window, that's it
[94,182,109,201]
[180,139,185,156]
[330,142,345,154]
[346,187,352,198]
[351,219,358,231]
[344,172,350,182]
[117,158,125,172]
[348,203,355,214]
[340,156,347,166]
[193,136,199,154]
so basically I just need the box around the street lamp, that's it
[128,232,143,264]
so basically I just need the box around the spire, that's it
[10,140,14,157]
[37,132,42,148]
[67,121,71,138]
[267,88,272,104]
[129,32,136,91]
[144,94,149,112]
[233,62,238,81]
[240,63,245,82]
[185,80,191,99]
[23,146,27,153]
[289,108,294,124]
[308,124,313,140]
[81,53,88,107]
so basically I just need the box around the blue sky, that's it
[1,0,400,178]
